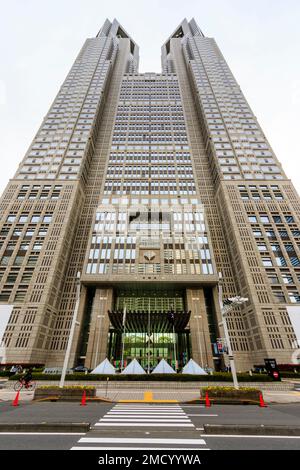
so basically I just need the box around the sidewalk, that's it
[1,387,300,404]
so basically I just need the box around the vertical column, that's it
[85,287,113,369]
[186,288,214,369]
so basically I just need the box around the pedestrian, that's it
[9,365,18,377]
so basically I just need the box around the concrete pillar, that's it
[85,287,113,369]
[186,288,214,369]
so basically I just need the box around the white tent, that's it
[182,358,208,375]
[152,358,176,374]
[121,358,146,375]
[91,358,116,375]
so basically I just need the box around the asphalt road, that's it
[0,402,300,450]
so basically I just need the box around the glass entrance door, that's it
[108,330,190,371]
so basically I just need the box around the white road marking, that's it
[187,414,218,417]
[106,412,186,415]
[79,437,206,445]
[99,418,191,422]
[71,447,210,450]
[94,422,194,427]
[201,434,300,439]
[113,407,182,410]
[0,432,86,436]
[69,404,212,451]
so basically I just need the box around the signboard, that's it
[264,358,281,381]
[216,338,228,354]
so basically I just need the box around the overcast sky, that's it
[0,0,299,195]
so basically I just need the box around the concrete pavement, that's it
[1,402,300,450]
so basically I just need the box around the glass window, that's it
[282,274,293,284]
[275,257,287,267]
[257,243,267,251]
[288,293,300,303]
[248,215,257,223]
[262,257,273,267]
[253,230,262,237]
[272,290,286,303]
[290,256,300,267]
[266,230,276,238]
[268,274,279,284]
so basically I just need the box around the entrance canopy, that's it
[91,358,116,375]
[108,309,191,333]
[152,358,176,374]
[182,358,208,375]
[121,358,146,374]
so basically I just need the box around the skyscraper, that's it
[0,18,299,371]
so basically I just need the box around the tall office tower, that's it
[0,18,299,371]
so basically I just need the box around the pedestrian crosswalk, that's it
[71,403,209,450]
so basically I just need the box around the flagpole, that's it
[171,310,177,372]
[147,298,151,374]
[120,305,126,372]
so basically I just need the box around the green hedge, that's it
[279,371,300,378]
[0,371,11,377]
[9,372,273,382]
[201,386,261,400]
[37,385,96,390]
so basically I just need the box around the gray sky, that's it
[0,0,299,195]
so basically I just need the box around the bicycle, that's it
[13,378,36,392]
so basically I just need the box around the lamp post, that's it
[194,315,204,368]
[94,314,105,369]
[218,272,248,390]
[59,271,81,388]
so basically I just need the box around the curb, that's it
[0,422,90,433]
[32,396,113,403]
[182,399,260,405]
[204,424,300,436]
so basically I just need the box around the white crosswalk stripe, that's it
[70,403,209,450]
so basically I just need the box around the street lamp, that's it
[94,314,105,369]
[194,315,204,368]
[218,272,248,390]
[59,271,81,388]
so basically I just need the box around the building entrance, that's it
[106,287,191,371]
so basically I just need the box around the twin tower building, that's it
[0,18,299,371]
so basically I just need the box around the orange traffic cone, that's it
[259,392,267,408]
[80,390,87,406]
[12,390,20,407]
[205,391,211,408]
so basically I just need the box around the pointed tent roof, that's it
[182,358,208,375]
[152,358,176,374]
[91,358,116,375]
[121,358,146,375]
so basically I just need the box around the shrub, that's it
[9,372,273,382]
[201,386,261,400]
[38,385,95,390]
[0,371,11,377]
[279,371,300,378]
